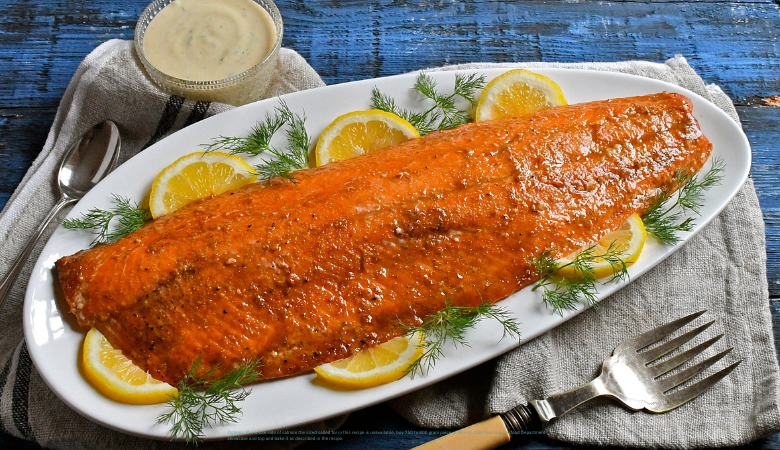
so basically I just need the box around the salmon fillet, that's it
[57,93,712,385]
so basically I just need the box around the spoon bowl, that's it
[59,121,121,199]
[0,120,121,308]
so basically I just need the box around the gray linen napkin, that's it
[0,38,777,449]
[0,39,342,450]
[390,58,780,448]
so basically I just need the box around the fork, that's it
[413,310,741,450]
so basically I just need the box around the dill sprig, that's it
[530,158,723,313]
[61,194,150,246]
[252,101,311,181]
[401,301,521,377]
[204,113,285,156]
[203,101,311,182]
[157,358,262,443]
[642,158,725,245]
[531,242,629,315]
[371,89,434,134]
[371,72,486,135]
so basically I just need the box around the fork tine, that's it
[661,359,741,410]
[620,310,707,352]
[657,347,733,392]
[649,334,722,377]
[658,348,732,392]
[638,320,715,364]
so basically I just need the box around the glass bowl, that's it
[134,0,283,106]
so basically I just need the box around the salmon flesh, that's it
[57,93,713,385]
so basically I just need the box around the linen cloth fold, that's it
[391,59,780,448]
[0,38,777,449]
[0,39,334,450]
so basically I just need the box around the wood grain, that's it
[1,0,779,448]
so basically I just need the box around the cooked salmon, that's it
[57,93,712,385]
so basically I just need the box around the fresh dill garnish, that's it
[400,301,521,377]
[531,242,629,315]
[252,101,311,181]
[203,113,285,156]
[530,158,724,313]
[371,72,486,135]
[157,358,262,443]
[61,194,150,245]
[371,88,434,134]
[209,73,483,180]
[642,158,725,245]
[203,101,311,182]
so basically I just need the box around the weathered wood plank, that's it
[1,1,779,104]
[0,107,56,206]
[738,105,780,298]
[278,1,780,100]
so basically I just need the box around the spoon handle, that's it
[0,196,75,309]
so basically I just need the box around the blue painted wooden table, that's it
[1,0,779,448]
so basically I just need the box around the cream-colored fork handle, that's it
[413,377,608,449]
[411,415,510,450]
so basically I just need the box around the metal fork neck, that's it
[495,375,609,433]
[530,376,609,423]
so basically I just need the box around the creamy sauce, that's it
[143,0,277,81]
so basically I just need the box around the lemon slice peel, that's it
[314,331,424,389]
[475,69,567,122]
[82,327,177,405]
[556,213,647,280]
[149,151,257,218]
[315,110,419,166]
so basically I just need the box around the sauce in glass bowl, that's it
[135,0,282,105]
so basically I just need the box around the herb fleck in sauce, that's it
[143,0,277,81]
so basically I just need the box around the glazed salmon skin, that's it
[57,93,712,385]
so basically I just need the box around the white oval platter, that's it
[24,68,750,439]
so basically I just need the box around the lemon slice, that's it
[149,151,257,218]
[475,69,567,122]
[314,332,424,389]
[82,327,177,404]
[315,110,419,166]
[556,214,647,279]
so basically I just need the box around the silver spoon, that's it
[0,120,121,309]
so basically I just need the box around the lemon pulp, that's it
[556,214,647,279]
[316,110,419,166]
[314,332,424,389]
[149,151,256,218]
[475,69,567,121]
[82,327,177,405]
